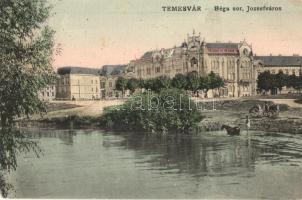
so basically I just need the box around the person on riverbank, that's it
[264,102,269,112]
[246,115,251,132]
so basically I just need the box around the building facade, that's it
[254,55,302,93]
[56,65,127,100]
[99,65,127,99]
[56,67,101,100]
[38,84,56,101]
[254,55,302,76]
[127,31,255,97]
[54,32,302,100]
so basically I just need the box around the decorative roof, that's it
[255,56,302,66]
[141,51,153,59]
[206,43,239,49]
[100,65,127,76]
[57,67,100,75]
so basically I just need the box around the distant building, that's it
[39,85,56,101]
[56,65,128,100]
[56,67,100,100]
[99,65,127,99]
[127,31,255,97]
[55,32,302,100]
[254,55,302,93]
[255,55,302,76]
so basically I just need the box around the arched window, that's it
[190,57,198,68]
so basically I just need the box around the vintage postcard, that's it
[1,0,302,199]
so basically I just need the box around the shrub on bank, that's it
[99,89,204,134]
[39,115,99,127]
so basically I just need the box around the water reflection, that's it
[25,127,76,145]
[103,132,259,178]
[15,128,302,199]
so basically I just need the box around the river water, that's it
[8,128,302,199]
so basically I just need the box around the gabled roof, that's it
[255,56,302,66]
[57,67,100,75]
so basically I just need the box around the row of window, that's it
[271,69,300,75]
[257,69,301,76]
[100,81,113,89]
[241,73,251,79]
[59,78,99,85]
[41,92,55,97]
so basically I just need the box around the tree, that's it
[186,71,200,96]
[286,74,297,89]
[208,71,224,89]
[172,73,187,89]
[274,71,287,94]
[152,76,171,93]
[142,79,153,90]
[126,78,139,94]
[138,78,145,89]
[115,77,128,98]
[101,88,203,134]
[0,0,55,197]
[199,76,209,97]
[257,71,273,94]
[292,75,302,92]
[206,72,225,97]
[297,76,302,93]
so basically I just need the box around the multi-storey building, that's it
[54,32,302,100]
[127,31,255,97]
[99,65,127,99]
[56,67,100,100]
[254,55,302,93]
[254,55,302,76]
[56,65,127,100]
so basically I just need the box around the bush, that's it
[100,89,203,134]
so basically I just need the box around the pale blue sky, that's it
[48,0,302,68]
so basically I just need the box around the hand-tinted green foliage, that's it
[100,89,203,134]
[172,73,187,89]
[126,72,225,96]
[115,77,128,97]
[257,70,302,94]
[150,76,171,93]
[186,71,200,94]
[275,71,287,91]
[287,74,302,91]
[207,71,225,90]
[0,0,55,197]
[257,71,273,93]
[126,78,140,94]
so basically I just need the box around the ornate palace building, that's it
[127,31,255,97]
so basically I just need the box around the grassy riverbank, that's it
[23,95,302,134]
[199,97,302,134]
